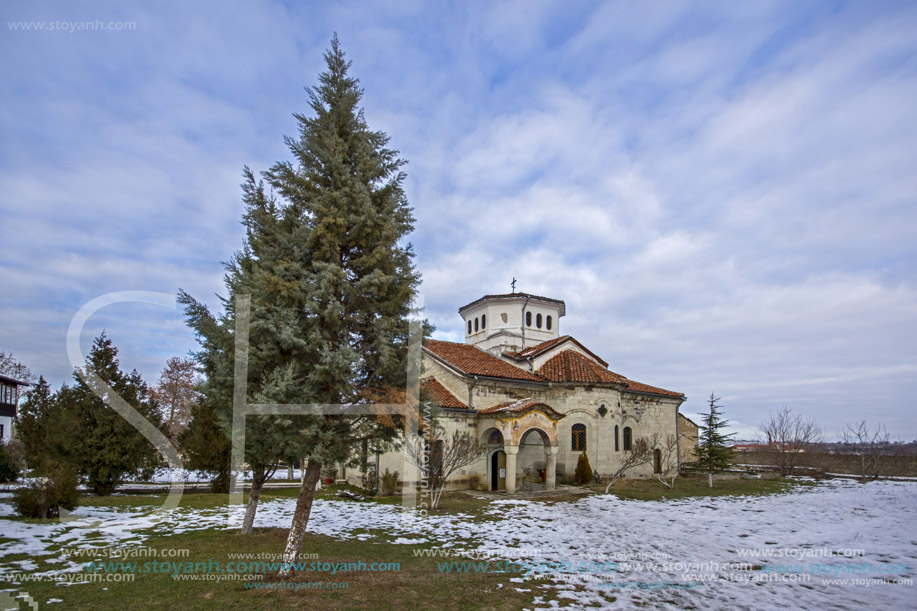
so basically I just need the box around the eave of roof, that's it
[621,379,685,399]
[0,374,30,386]
[458,292,566,315]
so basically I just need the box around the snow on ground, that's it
[1,479,915,609]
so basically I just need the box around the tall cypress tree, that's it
[268,35,420,569]
[180,36,420,550]
[180,167,317,533]
[696,392,735,488]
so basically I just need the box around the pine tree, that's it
[179,37,420,547]
[15,376,57,470]
[62,333,163,495]
[179,398,232,493]
[180,165,327,533]
[696,392,734,488]
[269,36,420,570]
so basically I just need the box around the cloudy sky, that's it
[2,1,915,440]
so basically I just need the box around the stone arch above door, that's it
[476,399,564,447]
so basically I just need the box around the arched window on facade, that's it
[467,319,472,334]
[546,315,552,330]
[571,423,586,451]
[474,317,479,332]
[536,313,543,328]
[481,314,486,330]
[614,425,620,451]
[623,426,633,451]
[526,311,532,327]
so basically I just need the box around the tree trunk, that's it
[241,477,265,535]
[279,458,323,576]
[708,471,713,488]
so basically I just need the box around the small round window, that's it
[536,313,542,329]
[546,315,552,330]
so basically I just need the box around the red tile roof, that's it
[506,335,609,367]
[533,345,683,397]
[536,350,627,385]
[505,335,570,359]
[422,378,470,410]
[621,379,684,398]
[425,338,684,399]
[424,340,543,382]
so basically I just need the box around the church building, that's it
[367,292,689,493]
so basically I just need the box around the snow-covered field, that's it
[1,479,914,609]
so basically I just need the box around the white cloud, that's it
[1,0,915,440]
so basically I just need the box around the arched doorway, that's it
[491,450,506,491]
[483,428,506,491]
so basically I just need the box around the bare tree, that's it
[151,357,200,443]
[758,406,822,476]
[648,433,679,489]
[0,351,35,383]
[604,437,652,493]
[405,429,485,510]
[839,420,891,481]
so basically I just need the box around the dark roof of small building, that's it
[0,374,29,386]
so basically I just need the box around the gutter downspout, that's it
[468,375,479,409]
[676,402,682,473]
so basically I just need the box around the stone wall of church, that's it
[538,387,681,481]
[345,407,489,493]
[346,356,683,493]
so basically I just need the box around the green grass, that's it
[588,474,816,501]
[2,476,819,609]
[10,528,582,610]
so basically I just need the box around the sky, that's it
[2,0,916,440]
